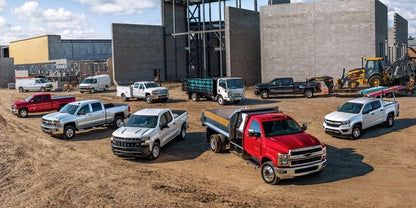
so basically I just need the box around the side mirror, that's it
[160,123,168,130]
[362,110,370,115]
[78,110,86,115]
[302,122,308,131]
[30,100,34,103]
[248,129,260,137]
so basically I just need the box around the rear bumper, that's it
[41,124,63,135]
[275,160,326,179]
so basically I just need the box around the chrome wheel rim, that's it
[116,119,124,128]
[389,117,393,126]
[353,128,360,138]
[152,145,160,158]
[262,165,275,182]
[181,128,186,138]
[210,139,216,151]
[20,110,28,117]
[66,128,74,138]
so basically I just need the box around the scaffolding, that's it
[163,0,270,79]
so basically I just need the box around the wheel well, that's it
[261,157,272,166]
[146,93,150,96]
[65,122,76,129]
[114,113,124,119]
[206,128,213,141]
[154,139,160,145]
[19,107,28,111]
[353,122,362,128]
[388,112,394,117]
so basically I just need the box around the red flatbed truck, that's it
[201,107,326,184]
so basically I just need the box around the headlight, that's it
[110,137,116,144]
[11,105,16,109]
[141,137,150,142]
[56,120,61,127]
[278,153,289,165]
[227,92,232,97]
[341,120,350,125]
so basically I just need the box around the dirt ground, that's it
[0,83,415,207]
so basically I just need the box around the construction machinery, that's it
[336,56,416,90]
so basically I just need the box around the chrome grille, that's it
[42,119,57,125]
[288,145,324,167]
[325,119,341,127]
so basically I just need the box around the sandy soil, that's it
[0,84,415,207]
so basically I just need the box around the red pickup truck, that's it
[11,93,76,118]
[201,107,326,184]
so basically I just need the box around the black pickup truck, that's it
[254,77,321,98]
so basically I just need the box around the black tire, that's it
[149,142,160,160]
[369,75,382,87]
[161,98,168,103]
[121,93,129,102]
[80,91,84,93]
[260,90,269,99]
[41,87,46,92]
[146,95,153,103]
[18,108,28,118]
[90,88,95,94]
[385,114,394,128]
[261,161,280,185]
[178,124,186,140]
[113,116,124,129]
[104,85,108,91]
[63,125,76,140]
[218,134,227,152]
[191,92,200,102]
[19,87,24,93]
[233,100,240,104]
[209,134,222,153]
[217,96,226,105]
[304,89,313,98]
[350,125,362,140]
[348,80,359,89]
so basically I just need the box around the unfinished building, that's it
[387,13,408,64]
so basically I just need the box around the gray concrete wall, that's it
[112,23,165,85]
[375,0,388,58]
[61,39,112,61]
[163,3,187,81]
[48,35,63,61]
[0,58,15,88]
[225,7,260,86]
[394,13,408,59]
[260,0,386,82]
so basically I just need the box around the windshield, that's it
[144,82,160,88]
[262,119,303,137]
[59,104,79,114]
[82,78,94,84]
[25,95,34,102]
[125,115,158,128]
[227,79,244,89]
[39,78,48,83]
[337,102,363,114]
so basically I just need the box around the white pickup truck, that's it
[111,108,188,160]
[41,100,130,139]
[323,97,399,139]
[116,81,169,103]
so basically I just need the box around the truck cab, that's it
[202,107,326,184]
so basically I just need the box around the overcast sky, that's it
[0,0,415,45]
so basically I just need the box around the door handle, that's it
[380,110,383,112]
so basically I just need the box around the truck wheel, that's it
[18,108,28,118]
[80,91,84,93]
[146,95,153,103]
[121,93,129,102]
[369,75,382,87]
[104,85,108,91]
[90,88,95,93]
[348,80,359,89]
[210,135,222,153]
[64,125,76,139]
[217,96,226,105]
[260,90,269,99]
[350,125,362,140]
[19,87,24,93]
[304,89,313,98]
[149,142,160,160]
[113,116,124,129]
[191,92,200,102]
[385,114,394,128]
[41,87,46,92]
[178,124,186,140]
[261,161,280,185]
[218,134,227,152]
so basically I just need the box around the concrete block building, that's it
[260,0,389,82]
[387,13,408,63]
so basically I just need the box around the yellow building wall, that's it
[9,36,50,64]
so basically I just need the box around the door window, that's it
[91,102,103,112]
[283,79,292,86]
[248,119,261,135]
[35,80,41,84]
[42,95,50,102]
[140,83,145,90]
[363,103,372,113]
[33,96,41,103]
[78,104,91,114]
[164,112,173,123]
[371,101,381,110]
[219,79,226,88]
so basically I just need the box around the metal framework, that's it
[163,0,271,78]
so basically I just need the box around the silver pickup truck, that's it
[41,100,130,139]
[111,108,188,160]
[323,97,399,139]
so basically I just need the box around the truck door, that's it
[217,79,227,98]
[90,102,106,126]
[243,118,262,159]
[370,101,384,125]
[158,111,176,146]
[361,103,377,129]
[281,78,294,93]
[133,83,146,98]
[27,95,42,112]
[269,79,282,94]
[76,104,93,129]
[41,94,52,111]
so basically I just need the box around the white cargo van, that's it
[16,78,53,93]
[79,75,111,93]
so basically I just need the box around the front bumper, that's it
[323,122,352,137]
[111,143,151,157]
[223,96,245,102]
[11,107,18,115]
[275,160,327,179]
[41,124,64,135]
[151,94,169,100]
